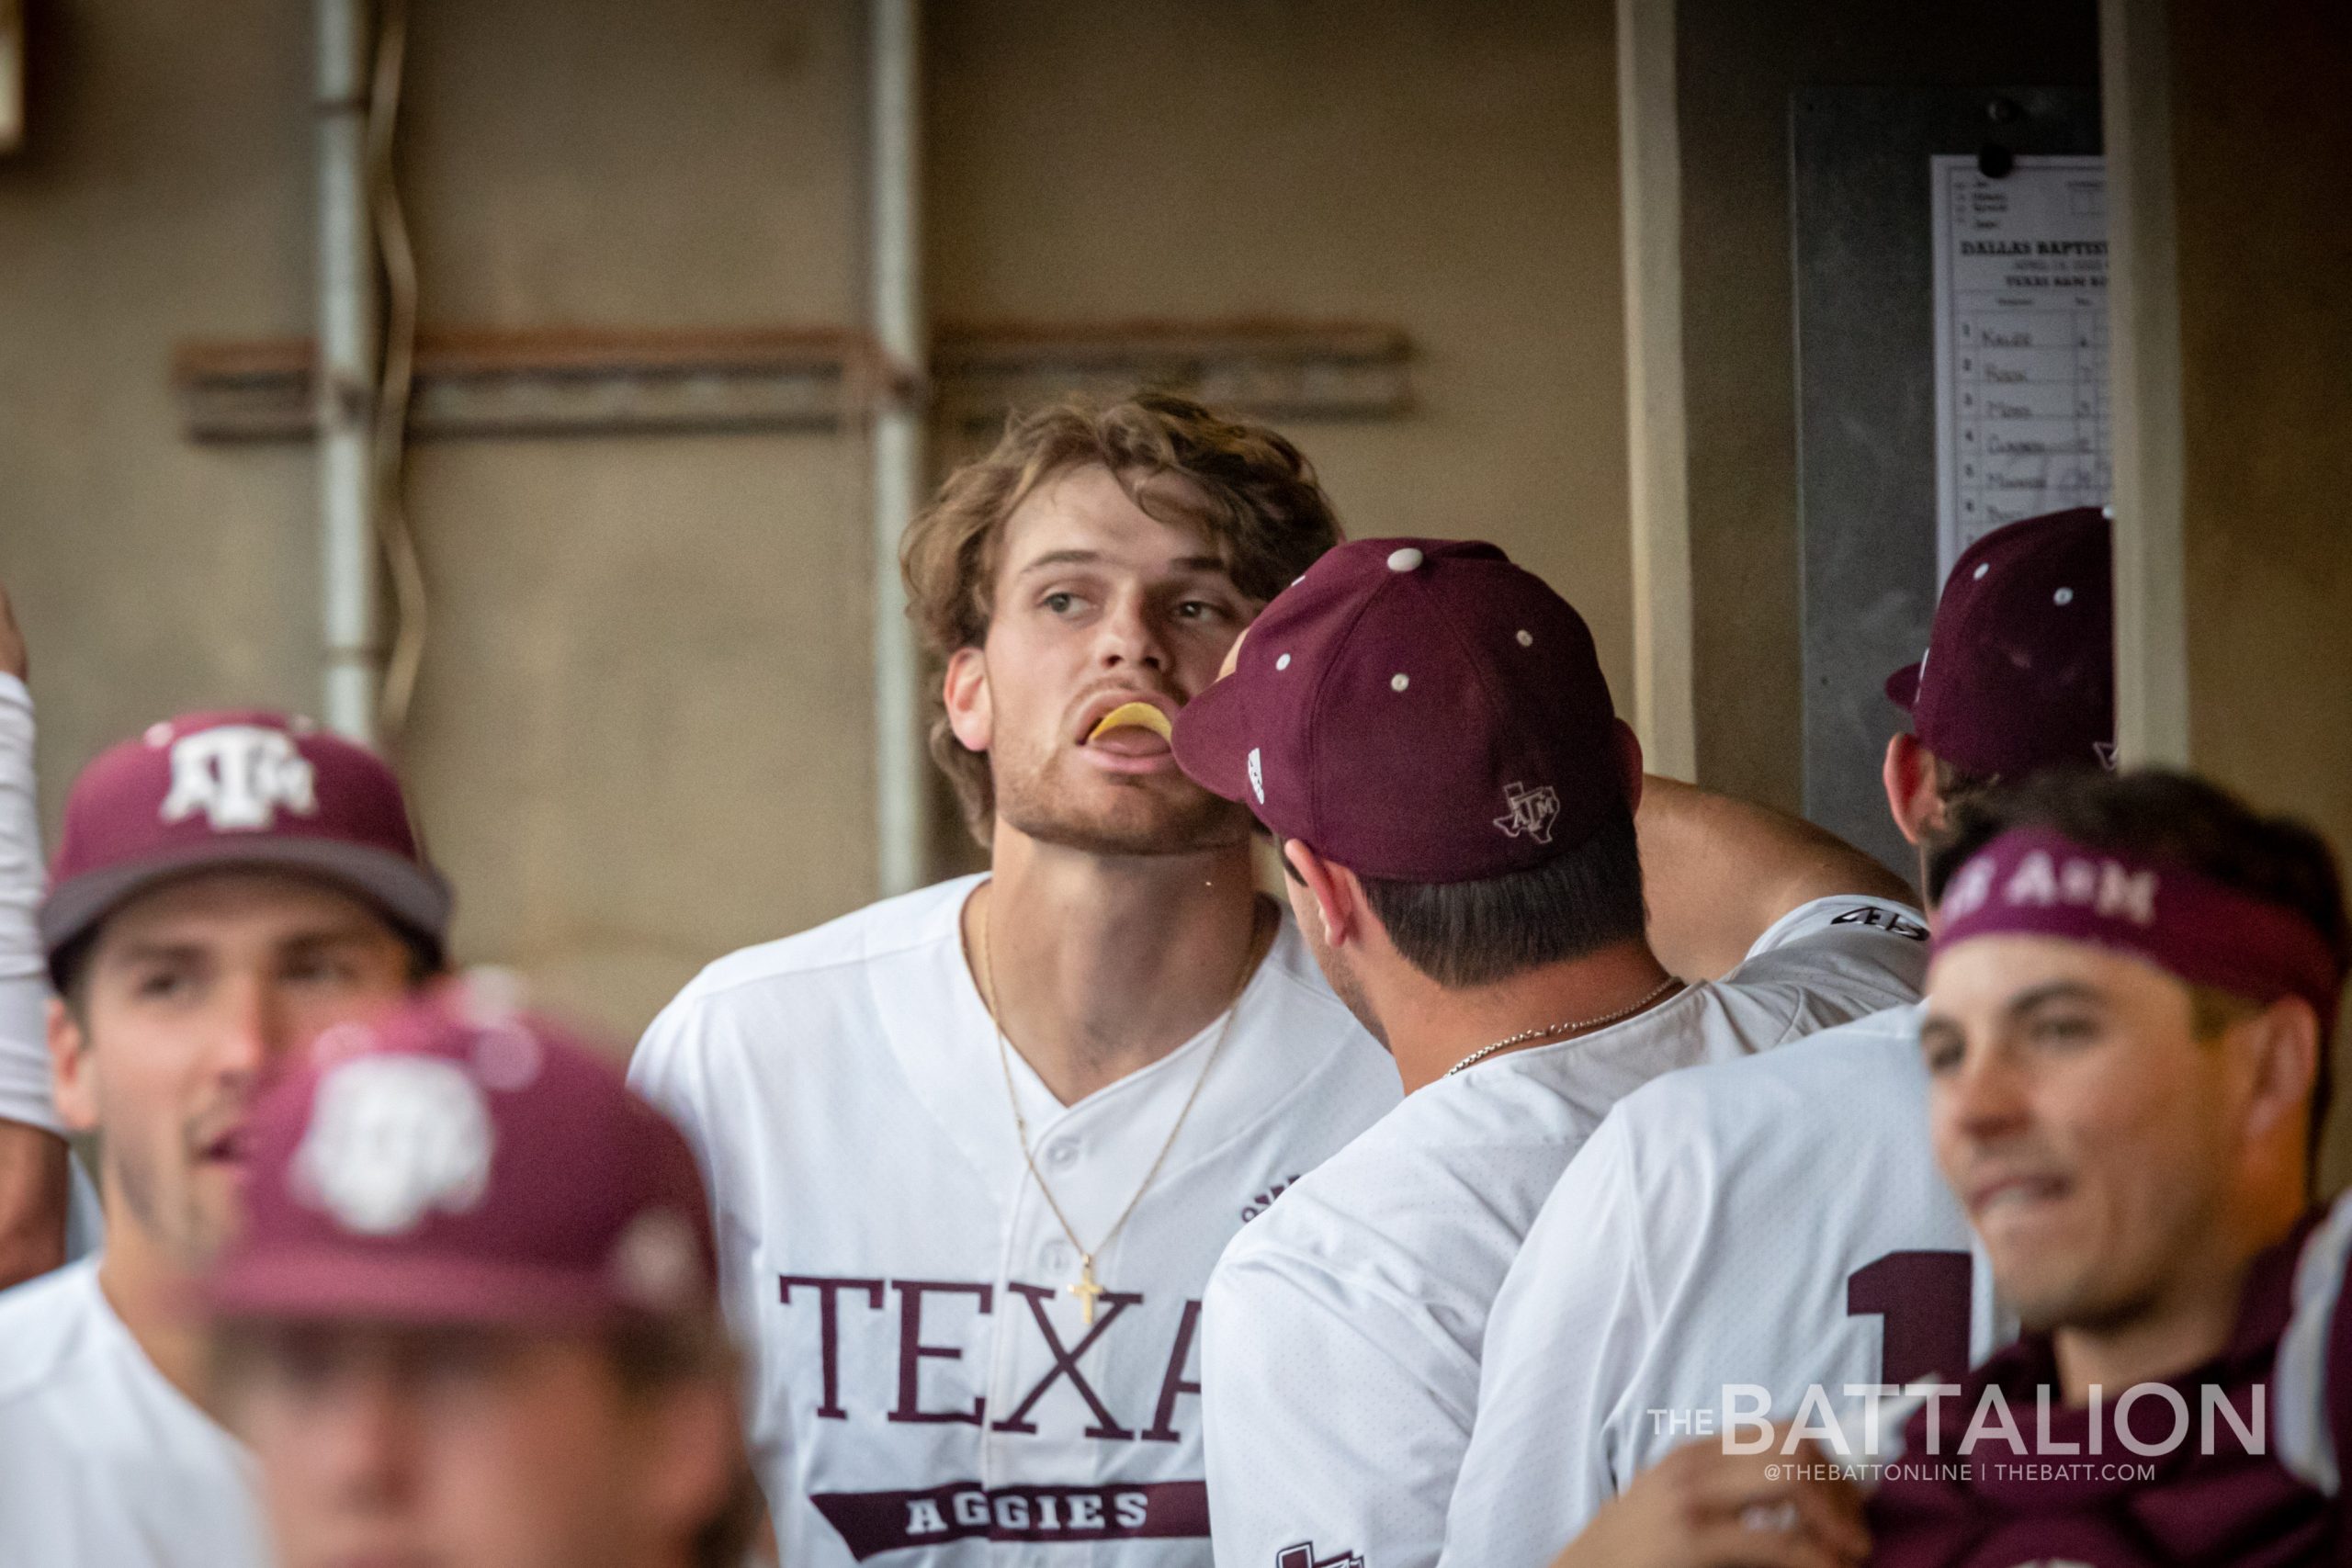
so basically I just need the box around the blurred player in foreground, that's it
[0,709,449,1566]
[1549,767,2349,1568]
[1442,507,2111,1562]
[631,394,1399,1568]
[1169,537,1926,1568]
[211,991,752,1568]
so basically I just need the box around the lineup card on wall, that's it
[1931,154,2109,581]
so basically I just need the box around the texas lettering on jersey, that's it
[629,880,1405,1568]
[782,1272,1205,1560]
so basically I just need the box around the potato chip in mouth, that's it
[1088,702,1172,741]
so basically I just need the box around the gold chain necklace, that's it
[1442,976,1683,1077]
[979,886,1256,1324]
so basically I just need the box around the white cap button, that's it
[2053,586,2075,605]
[1275,653,1292,671]
[1515,629,1533,648]
[1386,547,1424,572]
[1391,673,1410,693]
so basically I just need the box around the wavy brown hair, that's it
[901,391,1343,840]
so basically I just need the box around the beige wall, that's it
[0,2,315,802]
[1671,0,2099,810]
[389,0,872,1032]
[931,0,1627,661]
[2170,5,2352,858]
[2160,5,2352,1179]
[0,0,1627,1041]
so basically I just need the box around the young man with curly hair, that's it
[631,393,1403,1568]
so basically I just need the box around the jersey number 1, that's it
[1846,1251,1972,1387]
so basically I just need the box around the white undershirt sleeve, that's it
[0,675,60,1135]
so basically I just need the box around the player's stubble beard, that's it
[990,733,1252,860]
[2001,1172,2224,1340]
[104,1093,246,1272]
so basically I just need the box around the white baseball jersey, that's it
[630,875,1400,1568]
[0,673,56,1136]
[0,1258,269,1566]
[1439,1003,2015,1568]
[1199,895,1929,1568]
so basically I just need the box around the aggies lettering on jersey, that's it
[629,876,1397,1568]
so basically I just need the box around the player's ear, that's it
[943,646,991,754]
[1883,733,1944,847]
[1282,840,1359,949]
[48,997,99,1136]
[2234,995,2320,1151]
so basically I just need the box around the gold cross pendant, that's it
[1068,1257,1105,1325]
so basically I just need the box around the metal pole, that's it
[870,0,930,895]
[317,0,380,744]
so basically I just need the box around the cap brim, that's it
[1884,661,1923,712]
[1169,674,1260,807]
[39,838,452,958]
[206,1249,668,1331]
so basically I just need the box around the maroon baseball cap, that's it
[1172,537,1625,882]
[1885,509,2114,779]
[39,710,450,964]
[208,985,717,1330]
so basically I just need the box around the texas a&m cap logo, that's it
[293,1053,496,1236]
[160,722,319,832]
[1493,782,1561,844]
[209,988,719,1332]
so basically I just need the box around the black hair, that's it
[1294,805,1646,989]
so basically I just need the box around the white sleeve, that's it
[2276,1191,2352,1495]
[1721,895,1931,1042]
[627,990,699,1137]
[1204,1237,1473,1568]
[630,983,801,1521]
[628,989,735,1259]
[628,988,752,1303]
[1439,1108,1656,1568]
[0,676,59,1136]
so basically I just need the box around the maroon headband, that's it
[1932,827,2345,1023]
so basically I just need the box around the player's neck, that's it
[94,1209,211,1411]
[2049,1202,2303,1404]
[970,829,1268,1106]
[1384,938,1676,1095]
